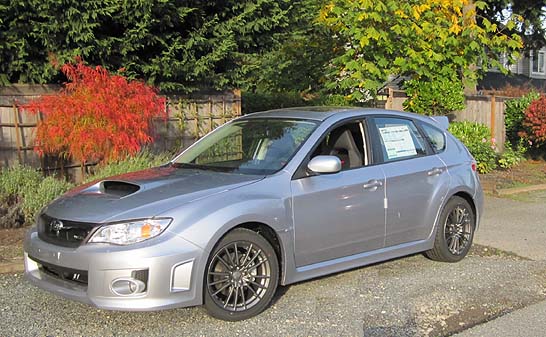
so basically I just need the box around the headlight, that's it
[88,218,172,245]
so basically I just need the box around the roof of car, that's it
[240,107,362,121]
[239,107,449,130]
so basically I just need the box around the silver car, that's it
[24,107,483,320]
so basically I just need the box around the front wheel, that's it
[425,196,475,262]
[204,228,279,321]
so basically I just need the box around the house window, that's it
[531,50,545,75]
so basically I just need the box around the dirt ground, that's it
[480,160,546,192]
[0,227,26,262]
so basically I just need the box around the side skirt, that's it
[283,239,433,285]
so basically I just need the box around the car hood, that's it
[43,166,264,223]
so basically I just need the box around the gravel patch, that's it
[1,252,545,337]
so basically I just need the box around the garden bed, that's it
[480,160,546,192]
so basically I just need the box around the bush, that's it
[520,95,546,148]
[498,140,527,169]
[24,59,166,164]
[85,151,172,183]
[505,92,540,146]
[242,91,313,114]
[242,91,354,114]
[23,177,74,221]
[403,78,465,116]
[0,166,73,227]
[448,121,497,174]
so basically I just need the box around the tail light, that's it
[471,162,477,172]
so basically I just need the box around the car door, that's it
[369,117,450,247]
[291,120,386,267]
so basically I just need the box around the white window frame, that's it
[531,50,546,75]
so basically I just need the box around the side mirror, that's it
[307,155,342,174]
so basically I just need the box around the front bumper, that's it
[23,227,206,311]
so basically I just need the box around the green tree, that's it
[319,0,523,102]
[480,0,546,49]
[0,0,294,91]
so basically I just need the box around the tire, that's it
[425,196,475,262]
[203,228,279,321]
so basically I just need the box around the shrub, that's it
[520,95,546,148]
[403,78,465,116]
[0,166,74,227]
[448,121,497,174]
[498,140,526,169]
[24,59,166,165]
[85,151,172,183]
[23,177,74,221]
[242,91,312,114]
[505,92,540,146]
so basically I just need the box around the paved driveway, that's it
[475,194,546,260]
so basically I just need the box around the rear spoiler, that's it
[430,116,449,130]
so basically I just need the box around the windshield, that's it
[173,119,318,174]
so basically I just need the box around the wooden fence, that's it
[385,89,508,151]
[0,85,241,182]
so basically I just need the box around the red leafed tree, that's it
[24,59,166,164]
[521,95,546,147]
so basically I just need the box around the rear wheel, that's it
[425,196,475,262]
[204,228,279,321]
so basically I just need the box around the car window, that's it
[174,119,318,175]
[310,121,367,170]
[372,117,427,162]
[419,122,446,153]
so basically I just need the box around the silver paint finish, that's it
[306,155,342,174]
[24,107,483,312]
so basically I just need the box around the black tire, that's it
[425,196,475,262]
[203,228,279,321]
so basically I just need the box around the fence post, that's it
[490,95,496,141]
[12,103,23,164]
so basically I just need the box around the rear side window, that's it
[371,117,427,162]
[420,122,446,153]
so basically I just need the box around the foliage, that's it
[23,177,74,221]
[242,91,312,114]
[0,165,73,225]
[449,121,497,173]
[242,91,355,114]
[84,151,171,183]
[520,95,546,148]
[319,0,523,101]
[498,140,527,169]
[403,78,465,115]
[488,83,539,97]
[479,0,546,50]
[240,0,337,94]
[505,92,540,145]
[24,60,166,164]
[0,0,295,91]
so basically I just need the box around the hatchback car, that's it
[24,107,483,320]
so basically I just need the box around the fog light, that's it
[111,278,146,296]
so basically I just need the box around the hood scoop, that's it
[100,180,140,197]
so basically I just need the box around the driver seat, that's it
[328,129,362,169]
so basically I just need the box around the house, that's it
[478,48,546,92]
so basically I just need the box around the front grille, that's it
[32,256,88,285]
[38,214,97,248]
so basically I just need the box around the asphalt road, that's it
[1,248,545,337]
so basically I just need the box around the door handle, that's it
[427,167,444,176]
[363,179,383,190]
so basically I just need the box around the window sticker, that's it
[378,125,417,159]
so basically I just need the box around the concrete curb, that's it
[0,258,24,274]
[495,183,546,196]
